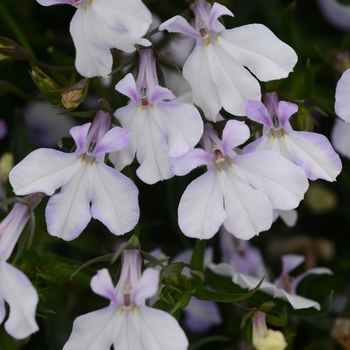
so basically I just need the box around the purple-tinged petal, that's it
[70,123,91,155]
[90,269,118,305]
[285,131,342,181]
[234,151,308,210]
[9,149,80,196]
[135,306,189,350]
[178,170,226,239]
[335,69,350,122]
[150,86,176,104]
[241,135,271,154]
[0,298,5,325]
[222,120,250,156]
[156,102,203,158]
[274,254,305,289]
[0,119,7,140]
[291,267,333,295]
[132,268,159,306]
[159,16,200,39]
[94,127,130,162]
[45,162,91,241]
[278,101,297,131]
[223,168,273,240]
[184,297,222,332]
[331,117,350,159]
[63,306,120,350]
[208,3,234,32]
[171,149,212,176]
[317,0,350,31]
[0,261,38,339]
[246,100,273,129]
[90,163,139,235]
[278,209,298,227]
[36,0,80,6]
[220,24,297,81]
[115,73,140,104]
[0,203,30,260]
[273,288,321,310]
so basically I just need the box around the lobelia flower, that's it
[110,48,203,184]
[252,311,287,350]
[63,249,189,350]
[170,120,308,240]
[9,110,139,241]
[243,92,342,181]
[36,0,152,78]
[317,0,350,31]
[159,0,297,121]
[210,254,332,310]
[0,197,41,339]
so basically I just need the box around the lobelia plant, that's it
[0,0,347,348]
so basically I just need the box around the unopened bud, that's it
[61,78,89,110]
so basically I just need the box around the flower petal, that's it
[246,100,273,128]
[234,151,309,210]
[9,149,80,196]
[45,161,91,241]
[36,0,78,6]
[222,120,250,156]
[0,261,38,339]
[178,170,226,239]
[150,86,176,104]
[208,3,234,32]
[277,101,297,131]
[115,73,140,104]
[335,68,350,122]
[90,163,139,235]
[63,306,119,350]
[331,117,350,159]
[70,123,91,155]
[132,268,160,306]
[159,15,200,39]
[220,24,297,81]
[91,269,118,305]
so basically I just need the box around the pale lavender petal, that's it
[0,298,5,325]
[70,123,91,155]
[36,0,79,6]
[241,135,271,154]
[136,306,189,350]
[222,120,250,156]
[90,269,118,305]
[184,297,222,332]
[90,163,139,235]
[278,101,297,131]
[150,86,176,104]
[0,119,8,140]
[273,288,321,310]
[178,170,226,239]
[274,254,305,289]
[317,0,350,31]
[234,151,309,210]
[208,3,234,32]
[335,69,350,122]
[0,203,30,260]
[222,169,273,240]
[63,306,119,350]
[278,209,298,227]
[331,118,350,159]
[115,73,140,104]
[291,267,333,294]
[94,127,130,162]
[45,162,91,241]
[159,16,199,39]
[220,24,297,81]
[132,268,159,306]
[286,131,342,181]
[246,100,273,128]
[156,102,203,158]
[0,261,38,339]
[9,149,80,196]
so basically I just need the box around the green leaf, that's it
[36,303,56,315]
[266,308,288,327]
[298,59,315,99]
[194,277,264,302]
[58,109,98,119]
[188,335,230,350]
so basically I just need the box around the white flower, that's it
[63,249,188,350]
[159,0,297,120]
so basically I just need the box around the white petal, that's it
[222,168,273,240]
[317,0,350,31]
[335,68,350,122]
[278,209,298,227]
[183,45,223,121]
[90,163,139,235]
[286,131,342,181]
[135,306,189,350]
[222,120,250,156]
[220,24,297,81]
[91,269,118,304]
[178,170,226,239]
[273,289,321,310]
[234,151,309,210]
[0,261,38,339]
[9,149,80,196]
[159,15,199,39]
[63,306,119,350]
[157,102,203,158]
[331,117,350,159]
[45,161,91,241]
[132,268,160,306]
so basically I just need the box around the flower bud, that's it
[252,311,287,350]
[61,78,89,110]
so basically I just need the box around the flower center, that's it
[140,86,149,109]
[123,283,132,310]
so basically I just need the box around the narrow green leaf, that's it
[266,308,288,327]
[188,335,230,350]
[190,239,206,272]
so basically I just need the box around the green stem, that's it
[0,2,35,58]
[190,239,206,271]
